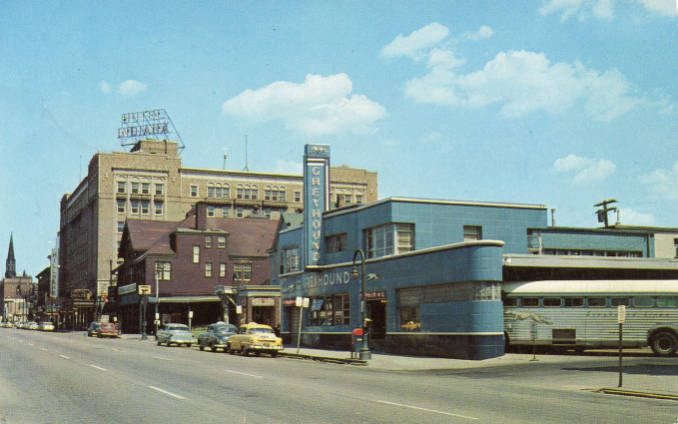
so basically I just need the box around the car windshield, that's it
[215,325,236,333]
[168,325,188,331]
[249,328,273,334]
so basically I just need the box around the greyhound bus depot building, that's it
[270,145,548,360]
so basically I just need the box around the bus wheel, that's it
[651,331,678,357]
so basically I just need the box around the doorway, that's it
[367,299,386,340]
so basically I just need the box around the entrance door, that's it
[367,300,386,340]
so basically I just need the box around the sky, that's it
[1,0,677,276]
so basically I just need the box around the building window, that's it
[117,199,125,213]
[207,184,230,199]
[222,207,229,217]
[265,187,286,202]
[205,236,212,248]
[155,262,171,281]
[219,263,226,278]
[237,208,244,218]
[281,247,300,274]
[131,200,140,214]
[356,195,363,204]
[154,201,163,215]
[190,185,199,197]
[205,263,212,277]
[193,246,200,263]
[463,225,482,241]
[294,191,301,202]
[117,221,125,233]
[131,182,139,194]
[364,223,414,258]
[325,233,347,254]
[117,181,126,193]
[234,263,252,282]
[142,183,150,194]
[333,293,350,325]
[207,205,215,217]
[155,183,164,196]
[217,236,226,248]
[141,200,150,215]
[398,306,421,331]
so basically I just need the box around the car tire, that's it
[242,347,249,356]
[271,351,278,358]
[199,344,204,351]
[651,331,678,357]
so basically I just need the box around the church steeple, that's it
[5,233,16,279]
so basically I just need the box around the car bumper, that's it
[248,344,283,351]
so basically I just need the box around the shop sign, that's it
[251,297,275,307]
[118,283,137,296]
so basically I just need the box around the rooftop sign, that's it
[117,108,184,149]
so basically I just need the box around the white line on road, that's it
[373,400,479,420]
[59,354,71,359]
[152,356,173,361]
[88,364,107,371]
[224,369,263,379]
[148,386,186,400]
[39,348,48,352]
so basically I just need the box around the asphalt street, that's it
[0,329,676,423]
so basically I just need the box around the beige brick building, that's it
[59,139,377,326]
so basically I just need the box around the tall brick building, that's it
[59,139,377,328]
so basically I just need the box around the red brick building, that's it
[115,202,281,333]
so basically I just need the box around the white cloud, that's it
[640,161,678,199]
[221,74,386,136]
[638,0,678,16]
[272,159,303,175]
[380,22,450,60]
[618,208,656,225]
[540,0,677,20]
[118,80,147,97]
[460,25,494,41]
[99,81,111,94]
[404,49,637,121]
[553,154,616,183]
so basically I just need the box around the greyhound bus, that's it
[502,280,678,356]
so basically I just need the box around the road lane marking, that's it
[152,356,173,361]
[88,364,107,371]
[372,400,479,420]
[59,354,71,359]
[148,386,186,400]
[39,348,48,352]
[224,369,263,378]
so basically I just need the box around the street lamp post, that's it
[351,249,371,360]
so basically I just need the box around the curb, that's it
[594,387,678,401]
[279,351,368,366]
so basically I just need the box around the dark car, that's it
[87,321,120,338]
[197,322,237,352]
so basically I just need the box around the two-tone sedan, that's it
[197,322,237,352]
[156,323,195,347]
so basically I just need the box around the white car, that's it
[39,322,55,331]
[156,323,195,347]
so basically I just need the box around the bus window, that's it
[543,297,561,307]
[503,297,518,307]
[521,297,539,307]
[564,297,584,307]
[611,297,629,307]
[588,297,607,307]
[657,296,678,307]
[633,296,654,307]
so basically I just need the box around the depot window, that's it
[234,263,252,282]
[364,223,414,258]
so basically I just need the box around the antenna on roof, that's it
[223,148,228,170]
[243,135,249,172]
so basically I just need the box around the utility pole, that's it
[595,199,618,228]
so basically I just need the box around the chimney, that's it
[196,202,208,230]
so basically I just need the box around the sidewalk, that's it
[279,345,678,401]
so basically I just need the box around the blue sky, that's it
[1,0,677,275]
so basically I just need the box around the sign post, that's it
[295,297,309,353]
[617,304,626,387]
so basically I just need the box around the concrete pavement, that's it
[279,345,678,401]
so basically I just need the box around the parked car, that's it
[197,322,237,352]
[227,322,283,357]
[26,321,39,330]
[157,323,195,347]
[87,321,102,337]
[39,322,55,331]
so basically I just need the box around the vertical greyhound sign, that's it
[302,144,330,269]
